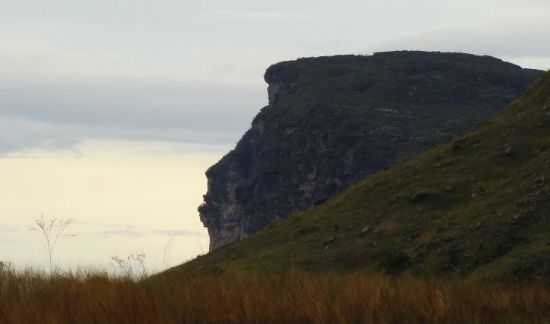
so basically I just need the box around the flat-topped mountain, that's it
[199,51,543,251]
[176,71,550,280]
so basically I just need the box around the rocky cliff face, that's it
[199,51,543,251]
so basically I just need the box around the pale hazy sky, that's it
[0,141,221,271]
[1,0,549,271]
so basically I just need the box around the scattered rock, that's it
[314,198,328,206]
[390,193,408,204]
[510,210,535,225]
[533,176,545,188]
[451,138,466,151]
[444,184,455,192]
[471,183,485,198]
[406,233,418,242]
[409,191,433,203]
[436,159,456,168]
[323,236,336,247]
[471,222,482,230]
[359,225,371,237]
[511,214,523,225]
[295,226,321,236]
[504,144,513,156]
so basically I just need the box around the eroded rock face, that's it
[199,51,543,251]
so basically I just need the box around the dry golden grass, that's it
[1,263,550,324]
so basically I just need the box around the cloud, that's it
[374,18,550,70]
[1,0,548,154]
[0,79,265,153]
[150,229,205,237]
[95,228,205,238]
[0,224,20,233]
[57,221,205,238]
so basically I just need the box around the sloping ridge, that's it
[178,71,550,280]
[199,51,543,251]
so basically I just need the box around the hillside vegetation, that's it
[174,71,550,280]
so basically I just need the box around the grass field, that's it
[1,263,550,324]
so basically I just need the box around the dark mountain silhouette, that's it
[199,51,543,251]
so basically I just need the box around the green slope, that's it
[173,71,550,280]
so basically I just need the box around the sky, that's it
[1,0,549,272]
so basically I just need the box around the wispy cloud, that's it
[375,18,550,70]
[66,221,205,239]
[0,80,264,153]
[0,224,20,233]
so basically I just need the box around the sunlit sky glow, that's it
[0,141,225,271]
[0,0,549,271]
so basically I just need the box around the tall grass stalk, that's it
[31,215,73,275]
[1,268,550,324]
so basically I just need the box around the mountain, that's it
[176,71,550,280]
[199,51,542,251]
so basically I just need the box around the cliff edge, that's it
[199,51,543,251]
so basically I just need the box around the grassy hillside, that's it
[171,71,550,281]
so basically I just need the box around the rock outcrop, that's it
[199,51,543,251]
